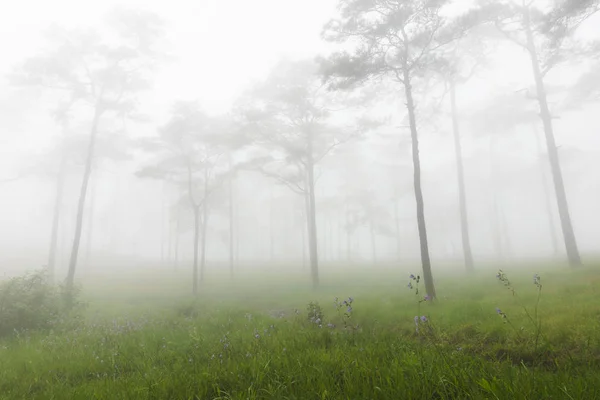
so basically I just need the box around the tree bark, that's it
[524,7,581,267]
[47,149,67,284]
[403,68,436,299]
[449,80,474,272]
[65,104,103,291]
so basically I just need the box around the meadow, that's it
[1,261,599,399]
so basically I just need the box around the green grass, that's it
[1,262,599,399]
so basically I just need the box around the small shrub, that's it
[0,269,84,337]
[306,301,324,326]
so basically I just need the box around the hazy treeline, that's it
[1,1,599,297]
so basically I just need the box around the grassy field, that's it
[1,262,599,399]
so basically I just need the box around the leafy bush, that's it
[0,269,84,337]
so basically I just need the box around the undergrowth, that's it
[0,265,598,399]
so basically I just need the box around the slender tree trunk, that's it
[192,205,200,295]
[65,104,103,291]
[48,150,67,283]
[524,7,581,267]
[533,125,560,256]
[306,148,319,287]
[402,69,436,299]
[450,80,474,272]
[85,170,96,263]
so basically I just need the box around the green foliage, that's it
[1,265,599,399]
[0,270,85,337]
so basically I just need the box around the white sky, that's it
[1,0,599,164]
[2,1,598,123]
[1,0,338,116]
[1,0,600,266]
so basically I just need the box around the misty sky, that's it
[3,0,599,151]
[1,0,337,115]
[1,0,600,274]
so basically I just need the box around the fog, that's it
[1,0,599,288]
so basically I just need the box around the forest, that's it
[1,0,599,398]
